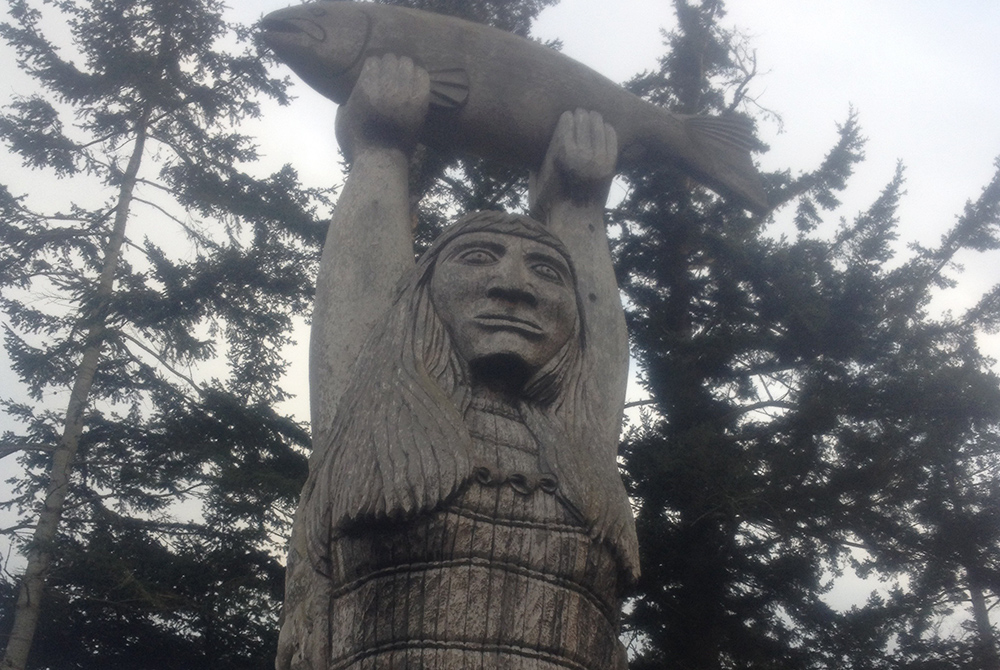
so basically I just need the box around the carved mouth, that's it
[475,314,544,336]
[260,17,326,43]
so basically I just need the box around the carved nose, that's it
[486,285,538,308]
[486,255,537,306]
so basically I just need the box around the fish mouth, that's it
[260,17,326,44]
[259,4,371,99]
[475,314,544,336]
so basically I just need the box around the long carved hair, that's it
[301,211,638,579]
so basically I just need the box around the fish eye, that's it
[531,261,563,283]
[458,248,498,265]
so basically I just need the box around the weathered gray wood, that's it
[262,1,768,213]
[273,46,639,670]
[309,54,427,452]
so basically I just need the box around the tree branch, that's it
[132,196,215,247]
[0,442,56,460]
[116,330,203,393]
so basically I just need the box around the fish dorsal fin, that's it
[685,115,758,153]
[427,67,469,109]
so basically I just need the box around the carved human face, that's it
[430,231,578,382]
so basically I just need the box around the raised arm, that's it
[310,54,430,451]
[529,109,629,442]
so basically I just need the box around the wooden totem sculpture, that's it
[262,4,765,669]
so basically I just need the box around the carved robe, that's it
[323,390,628,669]
[278,214,638,670]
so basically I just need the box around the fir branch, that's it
[116,330,203,393]
[0,441,55,460]
[131,196,215,247]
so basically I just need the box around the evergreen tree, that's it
[0,0,559,667]
[612,1,1000,668]
[6,0,996,666]
[0,0,327,666]
[377,0,556,37]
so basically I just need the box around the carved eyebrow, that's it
[525,250,570,277]
[442,238,507,260]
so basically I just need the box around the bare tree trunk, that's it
[969,578,999,670]
[943,465,1000,670]
[1,121,148,670]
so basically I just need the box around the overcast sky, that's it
[2,0,999,612]
[249,5,1000,615]
[242,0,1000,381]
[248,0,1000,313]
[255,4,999,614]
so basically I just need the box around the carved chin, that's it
[468,353,534,392]
[451,324,569,379]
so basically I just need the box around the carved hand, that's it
[529,109,618,219]
[335,54,431,160]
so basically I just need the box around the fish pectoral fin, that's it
[427,67,469,109]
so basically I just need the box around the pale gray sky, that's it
[250,0,1000,309]
[243,0,1000,407]
[238,0,1000,619]
[1,0,998,615]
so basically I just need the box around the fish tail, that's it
[681,115,769,213]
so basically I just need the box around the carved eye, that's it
[531,261,563,283]
[458,248,498,265]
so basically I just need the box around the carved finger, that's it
[573,108,588,143]
[382,52,399,73]
[586,111,617,178]
[588,111,610,175]
[395,54,411,88]
[551,110,574,166]
[574,108,596,164]
[368,54,385,93]
[604,123,618,167]
[555,109,578,173]
[376,54,399,102]
[359,55,380,86]
[414,66,430,104]
[406,57,431,109]
[554,110,574,137]
[399,55,414,94]
[351,57,376,110]
[589,110,606,157]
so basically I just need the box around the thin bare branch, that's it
[0,524,34,536]
[62,482,208,513]
[0,443,56,461]
[135,177,182,199]
[132,196,214,247]
[724,400,797,421]
[116,331,204,393]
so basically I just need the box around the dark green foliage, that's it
[614,2,1000,668]
[0,0,327,666]
[0,0,563,666]
[5,0,997,666]
[376,0,558,37]
[24,523,285,670]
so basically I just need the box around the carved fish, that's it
[261,1,769,213]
